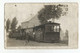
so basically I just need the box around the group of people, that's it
[22,30,30,43]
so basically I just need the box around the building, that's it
[21,14,41,33]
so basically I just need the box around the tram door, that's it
[35,28,43,42]
[44,25,60,42]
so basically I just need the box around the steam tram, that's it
[33,22,60,43]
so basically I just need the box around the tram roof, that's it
[34,22,60,28]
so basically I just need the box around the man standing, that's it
[25,32,30,43]
[27,32,30,42]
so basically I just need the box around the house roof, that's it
[21,14,41,29]
[21,14,38,24]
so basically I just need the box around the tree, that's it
[11,17,18,31]
[17,25,21,32]
[6,19,10,32]
[38,4,67,24]
[16,25,21,33]
[17,25,21,30]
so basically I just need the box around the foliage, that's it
[6,19,10,32]
[17,25,21,32]
[38,5,64,24]
[17,25,21,30]
[11,17,18,31]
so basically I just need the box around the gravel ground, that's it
[6,37,68,47]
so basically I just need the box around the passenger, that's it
[27,32,30,42]
[25,32,29,43]
[24,31,26,39]
[33,32,35,41]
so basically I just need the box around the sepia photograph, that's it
[4,3,78,49]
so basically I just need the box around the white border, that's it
[0,0,80,53]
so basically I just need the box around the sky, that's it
[5,3,44,26]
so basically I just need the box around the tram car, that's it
[33,22,60,43]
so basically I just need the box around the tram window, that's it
[51,26,54,31]
[54,26,56,32]
[57,26,59,32]
[45,26,51,32]
[46,25,59,32]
